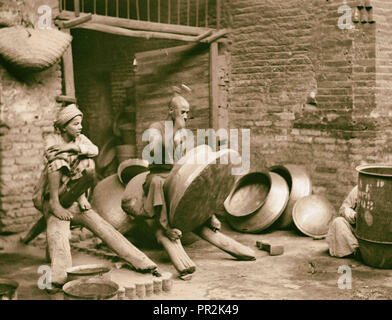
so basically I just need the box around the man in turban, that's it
[33,104,98,287]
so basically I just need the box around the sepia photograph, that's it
[0,0,391,309]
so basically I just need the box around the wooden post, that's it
[177,0,180,24]
[74,0,80,17]
[194,226,256,261]
[196,0,199,27]
[127,0,130,19]
[116,0,119,17]
[168,0,171,24]
[158,0,160,23]
[187,0,190,25]
[94,0,96,14]
[62,29,75,98]
[59,0,62,12]
[136,0,140,20]
[205,0,208,27]
[217,0,221,29]
[105,0,108,16]
[209,41,219,131]
[147,0,150,21]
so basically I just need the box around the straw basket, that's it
[0,27,72,71]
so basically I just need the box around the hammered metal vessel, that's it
[292,195,335,238]
[269,164,312,229]
[225,171,290,233]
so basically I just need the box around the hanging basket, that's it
[0,26,72,72]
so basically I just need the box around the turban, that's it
[54,104,83,129]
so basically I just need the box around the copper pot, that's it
[269,164,312,229]
[292,195,336,238]
[225,171,290,233]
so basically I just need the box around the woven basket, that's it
[0,26,72,71]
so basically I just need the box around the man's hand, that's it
[208,214,221,232]
[343,207,356,224]
[165,228,182,241]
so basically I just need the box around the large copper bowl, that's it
[269,164,312,229]
[225,171,290,233]
[292,195,336,238]
[224,171,270,217]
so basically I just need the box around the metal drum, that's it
[164,145,241,233]
[269,164,312,229]
[292,195,335,238]
[356,165,392,268]
[225,171,290,233]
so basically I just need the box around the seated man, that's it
[34,103,98,287]
[327,185,359,258]
[141,92,220,241]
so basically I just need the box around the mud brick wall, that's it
[228,0,392,207]
[0,0,62,233]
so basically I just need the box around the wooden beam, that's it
[61,29,75,98]
[56,95,77,103]
[59,10,212,35]
[209,42,219,130]
[58,13,92,28]
[78,22,201,42]
[194,29,212,41]
[201,28,229,44]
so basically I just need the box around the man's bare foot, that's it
[208,214,221,232]
[77,194,91,212]
[165,228,182,241]
[49,200,73,221]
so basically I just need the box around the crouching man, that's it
[327,186,359,258]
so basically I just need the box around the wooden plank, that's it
[201,28,229,44]
[78,22,200,42]
[61,29,75,98]
[147,0,150,21]
[134,44,200,60]
[177,0,180,24]
[60,10,212,35]
[60,13,92,28]
[56,95,77,103]
[209,42,219,130]
[127,0,129,19]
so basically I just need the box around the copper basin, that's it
[292,195,336,238]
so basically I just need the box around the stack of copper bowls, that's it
[224,164,335,238]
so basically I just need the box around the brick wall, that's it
[228,0,392,208]
[0,0,62,233]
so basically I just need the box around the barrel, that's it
[356,165,392,268]
[63,278,119,300]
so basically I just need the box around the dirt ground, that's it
[2,220,392,300]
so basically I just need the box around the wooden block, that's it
[256,240,284,256]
